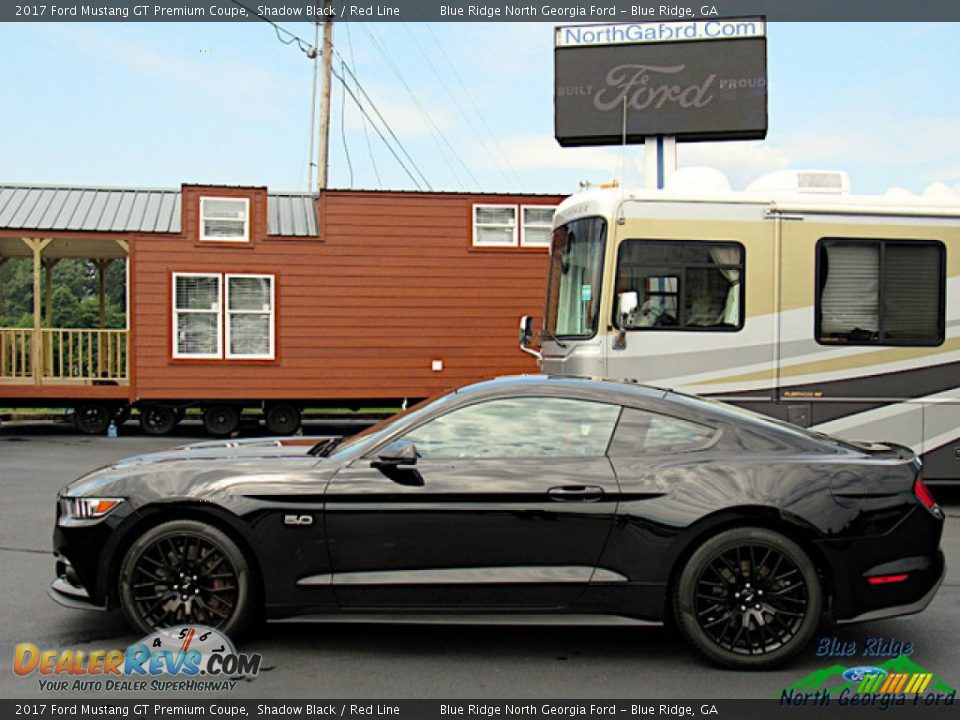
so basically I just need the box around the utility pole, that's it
[317,0,334,191]
[307,21,320,193]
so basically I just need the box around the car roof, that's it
[456,374,670,403]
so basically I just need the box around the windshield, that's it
[329,391,457,459]
[545,217,607,338]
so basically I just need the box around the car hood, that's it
[63,435,343,502]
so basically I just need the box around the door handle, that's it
[548,485,604,501]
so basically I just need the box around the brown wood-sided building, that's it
[0,183,561,435]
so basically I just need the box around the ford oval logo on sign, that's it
[843,666,888,682]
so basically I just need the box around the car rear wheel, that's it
[118,520,254,638]
[674,527,822,669]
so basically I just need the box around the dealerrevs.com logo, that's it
[13,625,261,692]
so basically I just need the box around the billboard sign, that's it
[554,18,767,146]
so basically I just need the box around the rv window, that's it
[172,272,276,360]
[546,218,607,338]
[614,241,744,331]
[521,206,556,247]
[473,204,517,247]
[226,275,275,359]
[173,273,222,358]
[817,239,944,346]
[200,197,249,242]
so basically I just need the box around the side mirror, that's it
[518,315,535,347]
[372,439,423,487]
[617,291,639,320]
[374,438,418,466]
[518,315,542,360]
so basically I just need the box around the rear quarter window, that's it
[608,408,716,455]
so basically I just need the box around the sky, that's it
[0,21,958,198]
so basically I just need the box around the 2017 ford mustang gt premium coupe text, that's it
[51,376,945,668]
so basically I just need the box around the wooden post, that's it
[96,259,111,377]
[22,238,53,384]
[42,258,60,376]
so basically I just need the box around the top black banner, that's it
[4,1,960,23]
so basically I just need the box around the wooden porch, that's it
[0,327,128,385]
[0,235,129,388]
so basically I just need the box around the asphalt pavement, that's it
[1,420,958,700]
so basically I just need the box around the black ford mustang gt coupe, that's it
[52,375,945,668]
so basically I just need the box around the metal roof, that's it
[0,185,319,237]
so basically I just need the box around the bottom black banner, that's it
[3,698,958,720]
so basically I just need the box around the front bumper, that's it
[48,554,107,611]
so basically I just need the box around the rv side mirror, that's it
[617,291,639,320]
[518,315,535,347]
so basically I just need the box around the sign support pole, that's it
[644,136,677,190]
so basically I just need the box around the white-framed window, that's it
[172,272,275,360]
[173,273,222,359]
[200,196,250,242]
[472,204,517,247]
[521,205,556,247]
[226,274,275,359]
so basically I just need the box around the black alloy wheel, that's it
[74,403,111,435]
[675,527,821,669]
[139,405,178,436]
[265,404,301,435]
[119,520,253,636]
[203,405,241,437]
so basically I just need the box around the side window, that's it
[608,408,715,455]
[816,239,944,346]
[614,241,744,331]
[403,397,620,460]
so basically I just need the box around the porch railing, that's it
[0,329,32,380]
[0,328,128,384]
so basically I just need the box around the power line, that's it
[227,0,315,57]
[345,22,381,188]
[419,20,524,190]
[362,24,482,190]
[331,65,427,190]
[232,0,431,191]
[332,50,433,190]
[402,19,520,191]
[339,60,354,187]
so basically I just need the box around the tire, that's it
[118,520,254,638]
[674,527,822,669]
[203,405,241,437]
[74,403,111,435]
[139,405,178,436]
[265,404,301,435]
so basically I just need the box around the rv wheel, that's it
[139,405,178,436]
[265,404,301,435]
[74,403,111,435]
[203,405,241,437]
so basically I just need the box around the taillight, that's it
[913,475,939,513]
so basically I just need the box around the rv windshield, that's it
[545,217,607,339]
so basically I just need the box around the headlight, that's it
[58,497,124,526]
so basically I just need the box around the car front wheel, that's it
[118,520,254,638]
[674,527,822,669]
